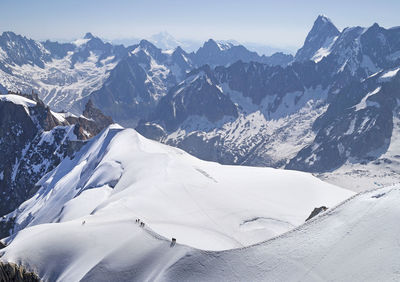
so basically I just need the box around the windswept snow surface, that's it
[0,126,352,281]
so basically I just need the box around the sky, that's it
[1,0,399,50]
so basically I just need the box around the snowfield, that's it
[0,125,353,281]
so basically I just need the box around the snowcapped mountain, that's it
[295,15,340,62]
[137,59,330,166]
[84,38,291,127]
[0,32,126,113]
[0,124,352,280]
[85,40,194,126]
[138,16,400,190]
[0,31,291,127]
[1,16,400,190]
[192,38,293,67]
[148,31,185,50]
[0,93,112,226]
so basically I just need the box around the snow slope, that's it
[0,126,353,280]
[1,181,396,281]
[4,125,352,250]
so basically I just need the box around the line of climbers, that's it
[135,218,176,248]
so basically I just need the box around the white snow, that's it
[354,86,381,111]
[380,67,400,80]
[0,94,36,108]
[0,49,118,113]
[2,179,398,281]
[73,38,90,47]
[311,36,338,63]
[1,126,352,264]
[217,42,233,51]
[166,85,329,168]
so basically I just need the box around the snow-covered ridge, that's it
[2,175,397,281]
[3,126,352,252]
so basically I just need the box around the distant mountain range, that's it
[111,31,295,55]
[0,15,399,190]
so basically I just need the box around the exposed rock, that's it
[0,262,40,282]
[0,93,112,225]
[306,206,328,221]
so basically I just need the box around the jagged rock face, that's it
[295,15,340,62]
[0,32,51,70]
[0,31,293,126]
[0,100,74,217]
[68,100,114,140]
[0,100,40,216]
[262,52,293,66]
[193,39,260,67]
[192,39,293,67]
[359,24,400,69]
[0,262,40,282]
[137,17,400,183]
[151,66,238,131]
[287,73,400,172]
[0,94,113,220]
[88,55,165,127]
[137,60,329,167]
[217,61,308,105]
[0,32,126,114]
[86,39,294,127]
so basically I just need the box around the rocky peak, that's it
[0,32,50,68]
[295,15,340,62]
[70,99,113,140]
[83,99,113,127]
[84,32,95,40]
[203,39,220,50]
[0,93,112,219]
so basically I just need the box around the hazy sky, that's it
[1,0,399,49]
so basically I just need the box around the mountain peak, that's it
[139,39,158,50]
[205,38,218,45]
[84,32,95,39]
[312,15,338,31]
[295,15,340,62]
[200,39,220,52]
[315,14,333,25]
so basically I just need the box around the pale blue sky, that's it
[1,0,399,49]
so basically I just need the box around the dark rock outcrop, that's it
[0,93,112,221]
[0,262,40,282]
[305,206,328,221]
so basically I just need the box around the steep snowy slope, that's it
[2,180,397,281]
[0,93,113,228]
[2,126,352,254]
